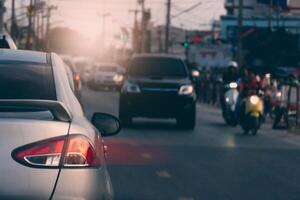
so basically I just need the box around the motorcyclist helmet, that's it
[227,61,238,68]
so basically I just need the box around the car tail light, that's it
[75,74,80,82]
[12,135,100,168]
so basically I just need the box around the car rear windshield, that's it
[0,61,57,100]
[129,57,188,77]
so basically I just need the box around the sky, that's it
[3,0,225,47]
[49,0,225,39]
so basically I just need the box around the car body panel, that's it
[0,119,69,199]
[52,168,113,200]
[120,93,195,118]
[0,50,115,199]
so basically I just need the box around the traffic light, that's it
[181,41,191,48]
[120,34,129,41]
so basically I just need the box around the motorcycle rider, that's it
[221,61,239,109]
[222,61,239,85]
[236,67,260,122]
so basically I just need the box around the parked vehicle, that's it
[222,82,239,126]
[240,93,264,135]
[119,54,196,129]
[90,63,125,90]
[0,49,121,200]
[74,57,92,84]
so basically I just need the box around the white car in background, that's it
[91,63,125,90]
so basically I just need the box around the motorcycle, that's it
[222,82,239,126]
[240,93,264,135]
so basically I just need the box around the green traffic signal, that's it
[182,41,190,48]
[120,34,129,41]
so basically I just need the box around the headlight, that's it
[276,91,282,98]
[229,82,238,89]
[250,95,259,105]
[191,70,200,78]
[122,82,141,93]
[113,74,124,82]
[178,85,194,95]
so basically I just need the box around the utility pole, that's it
[11,0,18,39]
[165,0,171,54]
[138,0,145,53]
[268,0,273,30]
[26,0,34,49]
[99,12,111,53]
[45,5,57,50]
[237,0,243,67]
[0,0,6,33]
[129,8,141,53]
[41,9,45,39]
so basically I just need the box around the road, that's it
[81,87,300,200]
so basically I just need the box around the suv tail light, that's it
[12,135,100,168]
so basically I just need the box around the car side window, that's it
[64,64,75,92]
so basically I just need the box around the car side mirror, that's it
[91,113,121,137]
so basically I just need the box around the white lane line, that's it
[140,153,152,159]
[156,170,172,179]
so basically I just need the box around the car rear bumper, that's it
[120,93,196,118]
[95,80,122,87]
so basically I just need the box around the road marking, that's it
[156,170,172,178]
[178,197,194,200]
[140,153,152,159]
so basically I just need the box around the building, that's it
[221,0,300,66]
[150,24,232,68]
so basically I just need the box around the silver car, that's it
[0,49,121,200]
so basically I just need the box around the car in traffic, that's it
[90,63,125,91]
[0,49,121,200]
[119,54,197,129]
[61,55,82,99]
[74,57,93,85]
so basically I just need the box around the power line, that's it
[172,1,202,18]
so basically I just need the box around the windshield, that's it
[0,62,56,100]
[98,66,117,73]
[129,57,188,77]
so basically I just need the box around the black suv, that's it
[119,54,196,129]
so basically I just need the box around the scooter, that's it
[222,82,239,126]
[240,93,264,135]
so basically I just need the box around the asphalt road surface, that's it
[81,87,300,200]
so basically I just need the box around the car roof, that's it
[0,49,48,64]
[132,53,182,60]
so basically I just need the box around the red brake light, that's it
[12,135,99,168]
[64,137,97,167]
[75,74,80,81]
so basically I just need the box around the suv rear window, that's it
[0,61,56,100]
[129,57,188,77]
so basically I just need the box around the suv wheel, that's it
[177,105,196,130]
[119,102,132,127]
